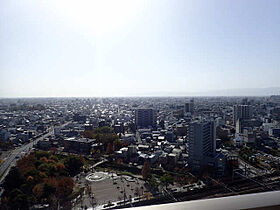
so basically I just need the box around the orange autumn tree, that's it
[141,160,151,180]
[56,177,74,199]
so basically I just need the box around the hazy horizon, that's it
[0,86,279,98]
[1,0,280,97]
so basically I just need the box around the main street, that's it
[0,121,70,184]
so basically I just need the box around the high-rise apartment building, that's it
[187,120,216,171]
[233,105,252,125]
[185,99,194,114]
[135,108,157,128]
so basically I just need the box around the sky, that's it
[0,0,280,97]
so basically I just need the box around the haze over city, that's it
[2,1,280,209]
[1,0,280,97]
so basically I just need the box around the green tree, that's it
[32,184,44,200]
[160,173,174,189]
[38,163,50,173]
[64,155,84,176]
[113,139,122,151]
[35,151,50,159]
[3,167,24,193]
[43,177,57,198]
[7,189,30,210]
[148,175,159,191]
[82,126,119,148]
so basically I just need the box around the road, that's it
[0,121,70,184]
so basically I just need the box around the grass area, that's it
[85,159,98,167]
[152,173,160,178]
[119,171,136,177]
[95,166,106,171]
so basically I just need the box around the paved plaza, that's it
[74,171,148,209]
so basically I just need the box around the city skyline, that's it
[1,0,280,97]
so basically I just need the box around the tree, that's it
[7,189,30,210]
[35,151,50,159]
[17,154,36,176]
[82,130,95,138]
[160,173,173,189]
[32,184,44,200]
[40,156,48,163]
[1,151,78,210]
[95,126,113,134]
[38,163,50,173]
[49,155,58,162]
[148,175,159,191]
[56,162,66,171]
[0,141,13,151]
[64,155,85,176]
[43,177,57,198]
[106,143,113,154]
[56,177,74,200]
[82,126,119,148]
[141,161,151,180]
[3,167,24,193]
[113,139,122,151]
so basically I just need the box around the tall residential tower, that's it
[187,120,216,171]
[135,108,157,128]
[185,99,194,114]
[233,105,252,125]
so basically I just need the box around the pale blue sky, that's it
[0,0,280,97]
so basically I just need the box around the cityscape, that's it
[0,96,280,209]
[1,0,280,209]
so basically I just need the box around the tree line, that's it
[1,151,85,209]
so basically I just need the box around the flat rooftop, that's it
[64,137,95,143]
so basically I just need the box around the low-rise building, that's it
[64,137,95,154]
